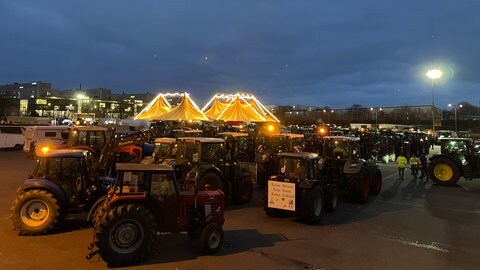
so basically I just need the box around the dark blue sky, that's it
[1,0,479,109]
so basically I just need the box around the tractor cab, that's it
[323,136,360,161]
[65,126,107,154]
[32,149,92,206]
[218,132,254,162]
[142,137,178,164]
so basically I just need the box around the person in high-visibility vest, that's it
[396,153,407,180]
[409,154,419,178]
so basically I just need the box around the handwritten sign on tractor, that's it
[268,181,296,211]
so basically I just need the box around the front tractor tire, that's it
[299,185,324,224]
[10,189,61,235]
[200,223,224,254]
[429,157,461,186]
[325,185,339,212]
[370,168,383,195]
[95,204,156,267]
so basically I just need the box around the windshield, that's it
[153,142,175,159]
[278,157,308,179]
[325,139,350,159]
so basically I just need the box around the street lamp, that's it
[448,103,463,134]
[426,69,442,133]
[370,107,382,128]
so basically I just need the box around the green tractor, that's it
[320,136,383,203]
[428,138,480,186]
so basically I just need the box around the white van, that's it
[23,126,70,153]
[0,126,25,150]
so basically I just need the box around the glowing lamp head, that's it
[40,146,50,154]
[426,69,442,80]
[267,124,275,132]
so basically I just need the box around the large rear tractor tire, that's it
[370,168,383,195]
[95,204,156,267]
[200,223,224,254]
[351,167,371,203]
[199,172,223,191]
[325,185,339,212]
[10,189,61,235]
[87,196,109,226]
[299,185,324,224]
[232,176,253,204]
[428,157,461,186]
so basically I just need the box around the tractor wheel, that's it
[351,167,371,203]
[263,188,283,217]
[325,185,339,212]
[10,189,61,235]
[88,196,109,226]
[232,176,253,204]
[428,157,461,186]
[299,185,324,224]
[199,172,223,191]
[199,223,224,254]
[95,204,156,267]
[370,168,383,195]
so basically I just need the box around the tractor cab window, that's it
[325,140,350,159]
[121,171,146,193]
[77,131,88,146]
[279,158,308,179]
[443,140,468,155]
[90,131,105,150]
[61,157,81,179]
[33,158,48,178]
[201,143,224,163]
[154,143,173,159]
[47,158,62,178]
[150,173,176,197]
[177,142,199,162]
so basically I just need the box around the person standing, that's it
[419,154,428,180]
[410,154,419,178]
[396,153,408,180]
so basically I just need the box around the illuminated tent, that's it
[217,96,266,122]
[134,94,171,120]
[204,96,229,120]
[157,93,209,121]
[249,98,279,122]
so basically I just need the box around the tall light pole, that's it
[448,103,463,134]
[426,69,442,134]
[370,107,382,128]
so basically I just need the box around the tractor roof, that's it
[278,152,319,159]
[154,137,177,143]
[173,129,203,134]
[324,136,360,142]
[178,137,225,143]
[37,149,84,158]
[72,126,107,131]
[116,163,174,172]
[218,132,249,138]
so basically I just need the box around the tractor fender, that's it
[86,195,108,223]
[343,159,367,175]
[17,179,68,207]
[199,165,224,182]
[299,179,322,189]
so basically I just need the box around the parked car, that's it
[0,125,25,150]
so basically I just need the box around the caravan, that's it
[23,126,70,153]
[0,126,25,150]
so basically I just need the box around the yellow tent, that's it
[157,93,209,121]
[134,94,171,120]
[217,96,266,122]
[204,97,228,120]
[248,98,279,122]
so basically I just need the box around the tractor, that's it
[218,132,256,162]
[319,136,382,203]
[428,138,480,185]
[173,137,254,203]
[88,163,225,267]
[255,133,305,186]
[141,137,178,165]
[264,152,338,224]
[10,149,115,235]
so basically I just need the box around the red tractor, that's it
[88,163,225,267]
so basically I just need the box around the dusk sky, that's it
[1,1,479,109]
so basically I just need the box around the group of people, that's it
[395,153,428,181]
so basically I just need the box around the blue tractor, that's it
[10,149,114,235]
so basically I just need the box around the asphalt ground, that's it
[0,147,479,270]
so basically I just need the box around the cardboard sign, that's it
[268,181,296,211]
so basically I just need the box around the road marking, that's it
[371,232,449,252]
